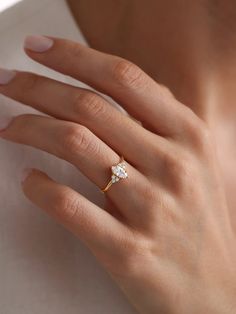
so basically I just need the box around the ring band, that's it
[101,156,128,193]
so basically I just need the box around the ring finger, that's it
[0,113,150,222]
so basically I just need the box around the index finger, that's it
[24,35,190,136]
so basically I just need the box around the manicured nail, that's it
[0,115,14,132]
[20,167,33,184]
[24,35,54,53]
[0,68,16,85]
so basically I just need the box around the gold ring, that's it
[101,156,128,193]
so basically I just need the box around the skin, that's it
[0,1,236,313]
[67,0,236,230]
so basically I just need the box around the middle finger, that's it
[0,71,169,170]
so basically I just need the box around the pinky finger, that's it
[21,168,127,255]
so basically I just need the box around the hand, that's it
[0,35,235,314]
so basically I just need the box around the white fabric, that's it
[0,0,136,313]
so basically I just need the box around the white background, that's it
[0,0,22,12]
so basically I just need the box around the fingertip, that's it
[20,167,49,183]
[20,167,34,184]
[24,35,54,53]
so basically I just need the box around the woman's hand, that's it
[0,35,235,314]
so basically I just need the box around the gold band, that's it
[101,180,113,193]
[101,156,128,193]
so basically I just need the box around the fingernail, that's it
[0,68,16,85]
[20,167,33,184]
[0,115,14,132]
[24,35,54,53]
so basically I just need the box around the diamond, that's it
[112,164,127,179]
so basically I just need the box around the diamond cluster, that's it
[111,162,128,183]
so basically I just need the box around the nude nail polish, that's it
[0,68,16,85]
[0,115,13,131]
[24,35,54,53]
[20,168,33,184]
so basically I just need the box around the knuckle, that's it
[74,91,107,119]
[164,151,196,193]
[196,122,212,144]
[111,58,147,89]
[159,84,175,99]
[181,108,200,135]
[53,189,80,222]
[184,116,213,154]
[61,124,99,157]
